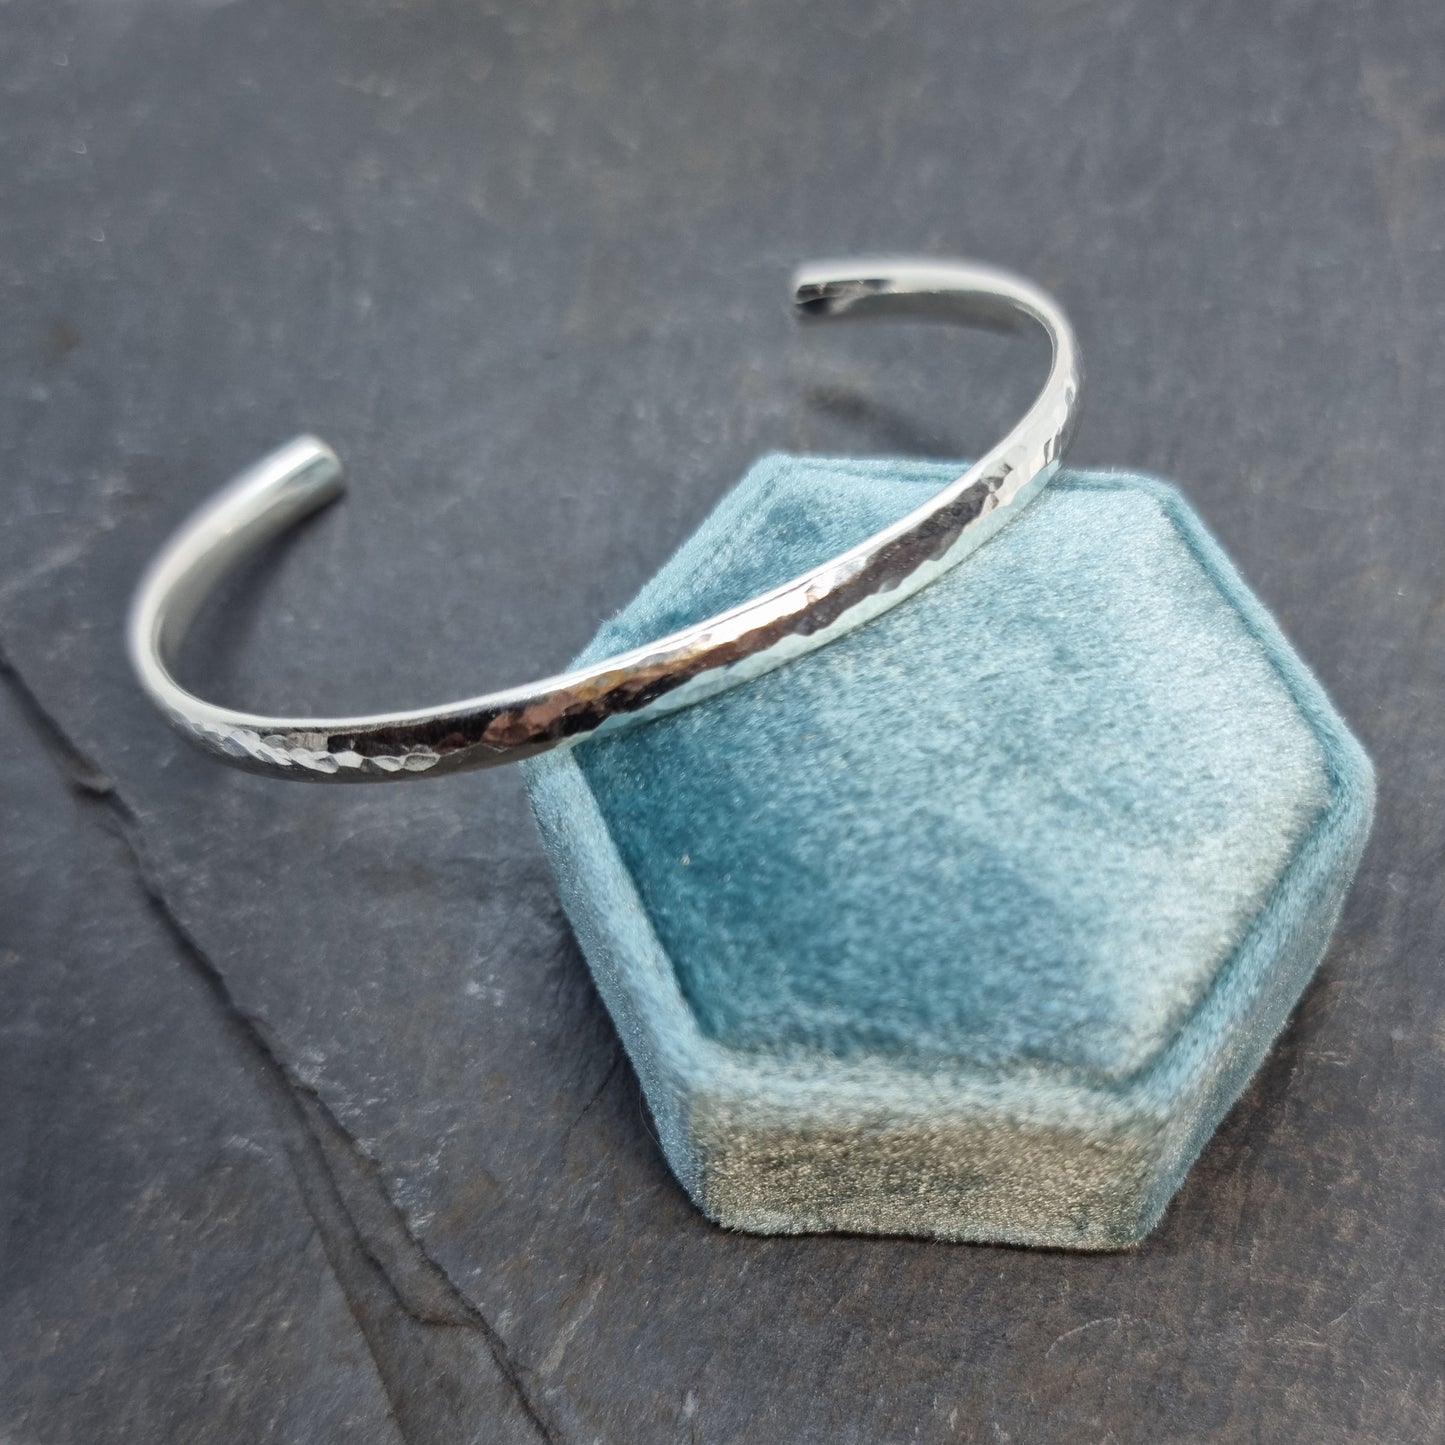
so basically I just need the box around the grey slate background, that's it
[1,1,1441,1440]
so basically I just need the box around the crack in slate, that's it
[0,642,567,1445]
[559,1051,624,1158]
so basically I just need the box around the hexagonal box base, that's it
[524,457,1373,1248]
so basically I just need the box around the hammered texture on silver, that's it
[127,258,1080,781]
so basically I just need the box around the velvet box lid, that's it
[524,455,1373,1248]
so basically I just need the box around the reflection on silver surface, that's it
[127,258,1081,781]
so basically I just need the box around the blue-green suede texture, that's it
[524,456,1373,1247]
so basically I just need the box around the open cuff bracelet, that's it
[127,258,1080,780]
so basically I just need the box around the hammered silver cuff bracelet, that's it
[128,257,1080,781]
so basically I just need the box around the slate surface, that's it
[1,2,1441,1441]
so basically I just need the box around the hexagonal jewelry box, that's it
[523,456,1373,1248]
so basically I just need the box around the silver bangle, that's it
[127,257,1081,782]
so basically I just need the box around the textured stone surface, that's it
[1,0,1442,1440]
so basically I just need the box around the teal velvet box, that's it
[523,456,1373,1249]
